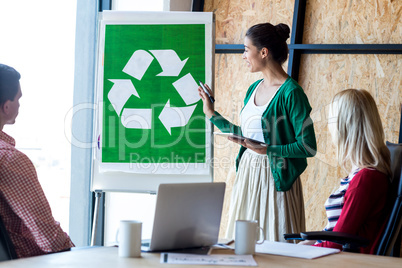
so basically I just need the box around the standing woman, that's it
[198,23,317,241]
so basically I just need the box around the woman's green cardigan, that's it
[210,76,317,191]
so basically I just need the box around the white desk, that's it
[0,246,401,267]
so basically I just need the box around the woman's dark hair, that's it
[0,64,21,106]
[245,23,290,65]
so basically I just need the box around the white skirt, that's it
[225,149,305,242]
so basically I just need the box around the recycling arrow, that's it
[108,49,200,135]
[158,100,197,135]
[108,79,139,116]
[123,50,154,80]
[150,49,188,77]
[172,73,201,105]
[121,108,152,129]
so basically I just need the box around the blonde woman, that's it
[303,89,391,254]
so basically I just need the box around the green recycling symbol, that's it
[108,49,200,135]
[101,23,206,164]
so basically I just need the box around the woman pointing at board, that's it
[198,23,317,241]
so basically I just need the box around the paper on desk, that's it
[160,253,257,266]
[255,241,340,259]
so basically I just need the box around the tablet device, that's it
[213,132,268,147]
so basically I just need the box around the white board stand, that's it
[90,11,215,245]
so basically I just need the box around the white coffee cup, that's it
[118,220,142,258]
[235,220,265,255]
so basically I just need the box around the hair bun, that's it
[275,23,290,41]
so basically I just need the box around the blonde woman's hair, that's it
[329,89,391,176]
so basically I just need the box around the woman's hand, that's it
[228,137,268,155]
[198,83,215,118]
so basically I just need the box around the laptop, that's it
[141,182,226,252]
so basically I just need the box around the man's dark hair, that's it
[0,64,21,107]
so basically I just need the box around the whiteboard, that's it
[91,11,215,193]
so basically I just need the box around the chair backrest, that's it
[376,142,402,256]
[0,213,17,261]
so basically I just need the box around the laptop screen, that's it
[146,182,225,252]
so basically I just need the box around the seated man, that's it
[0,63,74,258]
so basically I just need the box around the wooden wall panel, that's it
[303,0,402,44]
[299,53,402,231]
[204,0,295,44]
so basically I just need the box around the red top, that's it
[0,131,74,258]
[314,168,390,254]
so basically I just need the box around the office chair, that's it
[284,142,402,256]
[377,142,402,256]
[0,213,17,261]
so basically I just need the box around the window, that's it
[0,0,77,232]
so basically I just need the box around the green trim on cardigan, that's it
[210,76,317,191]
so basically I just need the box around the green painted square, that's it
[102,24,206,164]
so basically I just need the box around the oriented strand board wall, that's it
[300,0,402,233]
[303,0,401,44]
[205,0,295,44]
[299,53,402,231]
[205,0,402,239]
